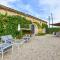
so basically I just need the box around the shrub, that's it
[47,28,60,34]
[35,33,46,36]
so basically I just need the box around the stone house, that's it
[0,4,47,34]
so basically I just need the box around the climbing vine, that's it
[0,13,32,38]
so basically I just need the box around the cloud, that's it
[9,0,40,18]
[0,0,38,17]
[0,0,60,23]
[0,0,17,7]
[39,0,60,8]
[17,4,34,14]
[38,0,60,23]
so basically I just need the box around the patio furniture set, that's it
[0,34,31,60]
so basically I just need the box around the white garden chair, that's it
[0,35,13,59]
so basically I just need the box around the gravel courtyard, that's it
[0,35,60,60]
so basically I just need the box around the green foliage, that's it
[0,13,32,38]
[35,33,46,36]
[47,28,60,34]
[33,22,41,28]
[33,22,48,29]
[42,23,48,29]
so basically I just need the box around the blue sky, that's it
[0,0,60,23]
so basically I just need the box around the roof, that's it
[50,23,60,26]
[0,4,47,23]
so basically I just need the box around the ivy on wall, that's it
[0,13,32,38]
[42,23,48,29]
[33,22,41,28]
[33,22,47,29]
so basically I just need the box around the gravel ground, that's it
[0,35,60,60]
